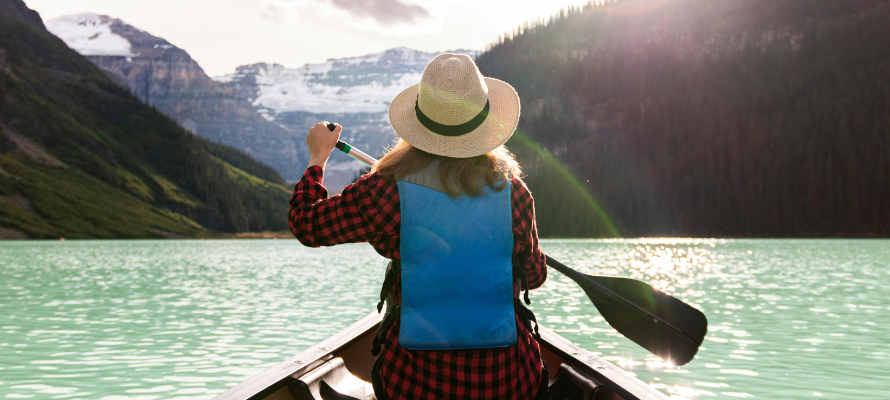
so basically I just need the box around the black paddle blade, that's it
[583,274,707,366]
[546,256,708,366]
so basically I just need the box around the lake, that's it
[1,239,887,399]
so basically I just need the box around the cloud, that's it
[322,0,430,25]
[260,0,439,34]
[261,4,288,23]
[260,0,305,23]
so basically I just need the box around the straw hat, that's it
[388,53,520,158]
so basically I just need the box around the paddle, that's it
[323,123,378,166]
[545,256,706,366]
[325,125,707,365]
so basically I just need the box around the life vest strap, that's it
[372,305,400,357]
[513,258,531,306]
[376,260,401,313]
[514,298,541,340]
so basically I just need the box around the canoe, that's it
[213,312,669,400]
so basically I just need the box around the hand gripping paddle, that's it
[327,123,377,166]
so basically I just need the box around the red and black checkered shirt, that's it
[289,166,547,400]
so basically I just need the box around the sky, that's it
[25,0,596,77]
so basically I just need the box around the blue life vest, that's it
[395,162,516,350]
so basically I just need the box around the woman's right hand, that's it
[306,122,341,169]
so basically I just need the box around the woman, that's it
[289,54,547,400]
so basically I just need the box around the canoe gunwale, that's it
[212,312,382,400]
[213,312,669,400]
[537,325,669,400]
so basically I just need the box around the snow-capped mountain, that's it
[215,48,478,117]
[213,48,478,190]
[46,13,479,189]
[46,14,308,182]
[45,14,136,57]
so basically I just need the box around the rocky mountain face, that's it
[214,48,477,189]
[0,0,44,31]
[46,14,307,182]
[1,2,291,238]
[46,15,478,189]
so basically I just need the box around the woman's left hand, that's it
[306,122,341,169]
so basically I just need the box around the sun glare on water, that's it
[615,238,722,294]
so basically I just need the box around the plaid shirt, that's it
[290,166,547,400]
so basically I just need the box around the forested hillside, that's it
[44,14,309,184]
[477,0,890,237]
[0,0,290,239]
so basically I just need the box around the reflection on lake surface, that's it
[1,239,888,399]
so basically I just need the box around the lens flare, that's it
[509,129,622,237]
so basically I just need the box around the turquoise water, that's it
[0,239,887,399]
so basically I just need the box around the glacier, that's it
[45,13,135,57]
[44,14,481,189]
[213,47,479,117]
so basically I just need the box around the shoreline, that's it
[2,232,889,241]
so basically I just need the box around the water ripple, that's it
[1,239,888,399]
[538,239,890,399]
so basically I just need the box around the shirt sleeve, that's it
[288,166,399,248]
[512,176,547,289]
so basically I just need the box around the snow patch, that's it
[250,64,421,114]
[214,48,479,116]
[46,14,135,57]
[212,74,237,84]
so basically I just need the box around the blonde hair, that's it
[372,139,521,197]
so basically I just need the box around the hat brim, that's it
[388,77,520,158]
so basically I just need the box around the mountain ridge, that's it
[45,13,309,183]
[45,14,478,187]
[0,1,291,238]
[476,0,890,237]
[212,47,478,188]
[0,0,43,31]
